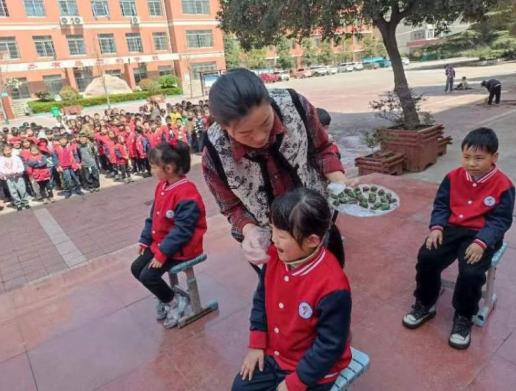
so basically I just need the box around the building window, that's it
[191,62,216,80]
[0,37,19,59]
[148,0,162,16]
[0,0,9,17]
[126,33,143,52]
[33,36,55,57]
[105,69,122,78]
[153,32,169,51]
[9,78,30,100]
[182,0,209,14]
[98,34,116,54]
[43,75,65,96]
[58,0,78,16]
[186,30,213,48]
[67,35,86,55]
[24,0,46,17]
[134,64,147,84]
[91,0,109,16]
[158,66,174,76]
[120,0,137,16]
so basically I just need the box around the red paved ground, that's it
[0,174,515,390]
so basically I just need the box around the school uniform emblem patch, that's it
[298,302,313,319]
[165,210,175,219]
[484,196,496,207]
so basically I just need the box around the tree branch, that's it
[399,0,416,19]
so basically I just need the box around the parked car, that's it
[337,63,354,73]
[353,62,364,71]
[259,72,280,83]
[292,68,313,78]
[273,70,290,81]
[328,66,338,75]
[311,66,330,76]
[402,57,410,66]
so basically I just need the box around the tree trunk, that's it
[376,20,420,129]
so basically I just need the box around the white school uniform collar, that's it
[283,247,327,277]
[162,177,189,192]
[465,166,498,184]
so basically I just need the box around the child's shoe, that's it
[402,301,436,329]
[163,294,190,329]
[155,298,175,321]
[449,314,472,350]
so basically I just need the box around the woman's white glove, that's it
[241,225,271,265]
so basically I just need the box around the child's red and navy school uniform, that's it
[414,166,514,319]
[54,144,82,196]
[131,178,207,304]
[233,246,352,391]
[114,142,131,180]
[25,153,53,200]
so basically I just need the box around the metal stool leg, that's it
[474,266,497,327]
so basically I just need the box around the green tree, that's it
[242,48,267,69]
[218,0,498,129]
[301,38,318,67]
[277,37,294,70]
[318,41,334,65]
[224,35,241,68]
[361,35,387,59]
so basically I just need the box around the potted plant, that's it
[355,130,405,176]
[370,90,447,172]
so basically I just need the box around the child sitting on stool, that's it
[131,141,207,329]
[403,127,514,349]
[233,188,351,391]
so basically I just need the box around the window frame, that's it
[0,37,20,59]
[0,0,9,17]
[190,62,217,80]
[120,0,137,16]
[67,35,86,56]
[98,33,117,54]
[24,0,46,17]
[91,0,109,17]
[33,35,56,58]
[181,0,210,15]
[186,30,214,49]
[125,32,143,53]
[148,0,162,16]
[58,0,78,16]
[153,32,169,51]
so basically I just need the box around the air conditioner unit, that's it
[72,16,84,25]
[59,16,71,25]
[129,16,140,25]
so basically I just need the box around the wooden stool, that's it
[167,254,218,328]
[331,347,370,390]
[441,242,507,327]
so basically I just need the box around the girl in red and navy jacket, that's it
[403,127,514,350]
[234,188,352,391]
[25,144,54,203]
[114,135,132,183]
[55,134,83,199]
[131,141,207,329]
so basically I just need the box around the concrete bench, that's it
[330,347,370,391]
[167,254,218,328]
[442,242,507,327]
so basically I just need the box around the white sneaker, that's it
[155,298,175,321]
[163,294,190,329]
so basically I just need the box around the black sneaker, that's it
[402,301,436,329]
[449,314,472,350]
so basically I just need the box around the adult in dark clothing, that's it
[481,79,502,105]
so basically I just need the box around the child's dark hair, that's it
[271,187,342,262]
[317,108,331,127]
[148,141,191,175]
[461,127,498,154]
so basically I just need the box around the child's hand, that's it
[240,348,264,381]
[426,230,443,250]
[277,380,288,391]
[465,243,485,264]
[148,258,162,269]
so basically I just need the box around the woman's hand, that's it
[242,224,271,265]
[326,171,359,187]
[240,348,264,381]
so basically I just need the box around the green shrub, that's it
[59,85,80,101]
[28,87,182,113]
[158,74,178,89]
[138,78,161,94]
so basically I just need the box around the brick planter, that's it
[355,151,406,176]
[438,136,453,156]
[379,124,445,172]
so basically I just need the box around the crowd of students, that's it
[0,99,212,211]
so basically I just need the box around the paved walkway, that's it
[0,174,515,391]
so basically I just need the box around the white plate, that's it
[328,183,400,217]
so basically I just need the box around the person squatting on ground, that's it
[131,141,207,329]
[481,79,502,105]
[0,144,30,211]
[232,188,351,391]
[402,127,514,350]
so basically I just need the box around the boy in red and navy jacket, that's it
[403,127,514,350]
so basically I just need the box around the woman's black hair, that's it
[148,141,191,176]
[208,68,270,125]
[316,108,331,127]
[461,127,498,154]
